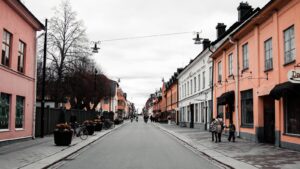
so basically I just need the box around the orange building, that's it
[212,0,300,150]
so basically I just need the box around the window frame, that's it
[15,96,25,129]
[283,25,295,65]
[18,40,26,73]
[264,38,273,71]
[1,30,12,67]
[228,53,233,76]
[0,93,11,130]
[242,43,249,70]
[241,89,254,128]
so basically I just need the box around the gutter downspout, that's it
[208,46,214,127]
[229,36,240,137]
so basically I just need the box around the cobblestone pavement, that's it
[158,123,300,169]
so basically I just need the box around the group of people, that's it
[209,115,236,143]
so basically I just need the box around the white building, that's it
[178,39,213,130]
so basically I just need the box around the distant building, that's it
[0,0,43,142]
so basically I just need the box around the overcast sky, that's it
[23,0,269,111]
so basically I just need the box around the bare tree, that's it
[47,0,91,103]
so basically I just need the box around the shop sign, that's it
[288,70,300,83]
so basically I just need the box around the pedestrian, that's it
[209,118,216,142]
[215,115,224,142]
[227,120,236,142]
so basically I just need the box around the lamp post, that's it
[40,19,48,138]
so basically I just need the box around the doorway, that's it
[263,96,275,144]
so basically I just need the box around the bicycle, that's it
[74,124,89,140]
[103,119,115,130]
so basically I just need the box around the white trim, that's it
[0,129,10,132]
[15,128,25,131]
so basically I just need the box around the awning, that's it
[270,82,300,100]
[217,91,235,105]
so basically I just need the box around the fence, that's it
[35,107,99,137]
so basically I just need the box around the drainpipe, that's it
[229,36,240,137]
[208,46,214,126]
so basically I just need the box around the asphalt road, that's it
[55,117,220,169]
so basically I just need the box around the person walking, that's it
[215,115,224,142]
[209,118,216,142]
[227,120,236,142]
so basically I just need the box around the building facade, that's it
[212,0,300,151]
[0,0,43,141]
[178,41,213,129]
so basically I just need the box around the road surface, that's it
[54,117,220,169]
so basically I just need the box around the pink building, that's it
[212,0,300,150]
[0,0,43,142]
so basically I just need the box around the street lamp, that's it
[91,41,100,53]
[40,19,48,138]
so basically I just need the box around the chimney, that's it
[237,2,254,22]
[202,39,211,50]
[216,23,226,39]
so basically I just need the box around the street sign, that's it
[288,69,300,83]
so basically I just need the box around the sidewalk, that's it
[0,122,128,169]
[154,123,300,169]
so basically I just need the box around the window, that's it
[0,93,10,129]
[104,98,109,104]
[1,30,12,66]
[217,105,224,119]
[285,96,300,135]
[16,96,25,129]
[195,104,198,122]
[264,38,273,70]
[201,102,205,123]
[184,83,187,97]
[209,67,212,86]
[187,81,189,96]
[18,41,26,73]
[218,61,222,82]
[242,43,249,69]
[228,53,233,75]
[194,77,196,93]
[241,89,253,127]
[284,26,295,64]
[198,74,201,91]
[187,105,190,122]
[190,79,192,95]
[202,71,205,89]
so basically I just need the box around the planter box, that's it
[95,123,103,131]
[54,130,73,146]
[86,125,95,135]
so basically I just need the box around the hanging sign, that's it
[288,70,300,83]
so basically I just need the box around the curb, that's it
[153,123,257,169]
[20,121,129,169]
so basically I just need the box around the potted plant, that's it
[94,119,103,131]
[84,120,95,135]
[54,123,73,146]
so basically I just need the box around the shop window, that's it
[15,96,25,129]
[217,105,224,119]
[241,89,253,127]
[0,93,10,129]
[264,38,273,71]
[1,30,12,67]
[284,26,295,64]
[285,95,300,135]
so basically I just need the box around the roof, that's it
[6,0,44,30]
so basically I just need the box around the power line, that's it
[101,31,196,42]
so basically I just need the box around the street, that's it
[54,118,220,169]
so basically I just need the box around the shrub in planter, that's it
[94,119,103,131]
[84,120,95,135]
[54,123,73,146]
